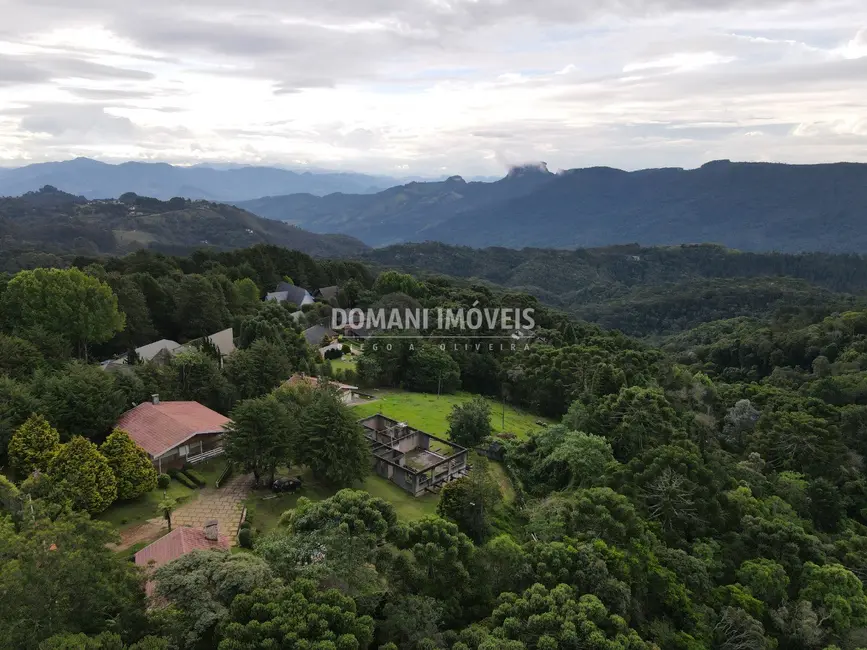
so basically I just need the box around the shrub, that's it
[341,344,351,354]
[157,473,171,489]
[178,474,197,489]
[238,527,253,548]
[182,468,206,488]
[168,469,197,489]
[239,520,252,530]
[324,348,343,360]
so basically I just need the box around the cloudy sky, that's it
[1,0,866,176]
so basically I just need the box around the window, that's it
[178,445,190,457]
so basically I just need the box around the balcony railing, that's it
[186,447,225,465]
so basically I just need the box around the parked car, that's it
[272,477,303,493]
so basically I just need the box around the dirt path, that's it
[114,519,166,551]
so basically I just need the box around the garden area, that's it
[97,457,230,547]
[243,466,440,537]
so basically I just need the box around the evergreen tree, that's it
[296,389,370,486]
[446,397,492,449]
[100,429,157,501]
[48,437,118,514]
[224,395,295,485]
[7,414,60,479]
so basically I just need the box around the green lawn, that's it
[330,357,357,373]
[193,457,229,487]
[245,466,440,536]
[485,455,516,505]
[350,389,550,439]
[97,478,196,530]
[361,475,439,521]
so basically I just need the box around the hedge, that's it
[182,468,207,488]
[238,527,253,548]
[168,468,197,490]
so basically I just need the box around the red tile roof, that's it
[134,526,231,597]
[116,401,230,457]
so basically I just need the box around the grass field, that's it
[350,389,550,439]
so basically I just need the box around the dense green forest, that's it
[364,242,867,337]
[4,245,867,649]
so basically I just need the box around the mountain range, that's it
[5,158,867,255]
[237,160,867,253]
[0,186,368,261]
[0,158,401,201]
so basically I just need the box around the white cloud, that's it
[623,51,736,73]
[0,0,866,174]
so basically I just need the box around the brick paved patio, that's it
[170,472,252,545]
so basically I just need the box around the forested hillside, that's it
[0,187,368,267]
[5,245,867,649]
[238,160,867,252]
[364,242,867,336]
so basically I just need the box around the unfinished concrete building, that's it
[358,414,469,496]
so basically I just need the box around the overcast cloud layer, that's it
[1,0,866,175]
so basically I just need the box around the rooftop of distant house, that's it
[315,285,339,301]
[266,283,313,306]
[303,324,336,346]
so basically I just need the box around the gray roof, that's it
[303,324,336,346]
[175,327,236,358]
[135,339,182,361]
[315,286,339,301]
[268,284,312,307]
[266,290,289,302]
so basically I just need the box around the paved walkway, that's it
[171,473,253,545]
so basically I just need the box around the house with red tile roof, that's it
[135,521,230,597]
[115,395,231,472]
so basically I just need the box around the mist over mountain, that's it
[238,160,867,253]
[0,158,401,201]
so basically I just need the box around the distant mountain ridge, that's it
[235,163,557,246]
[0,158,401,201]
[0,186,368,259]
[237,160,867,253]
